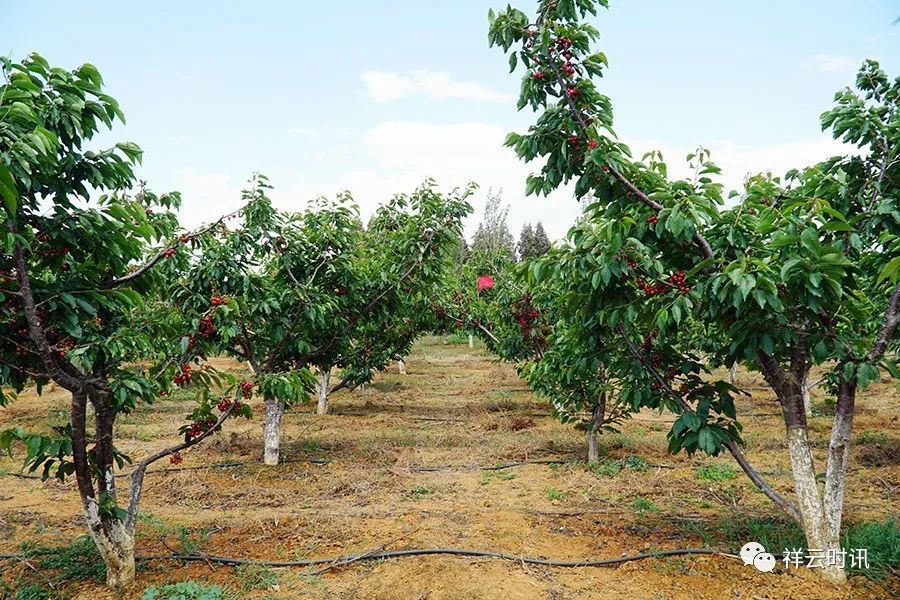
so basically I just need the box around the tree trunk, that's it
[397,358,406,375]
[757,351,847,583]
[728,363,736,385]
[786,426,846,582]
[71,388,137,589]
[317,369,331,415]
[820,379,856,584]
[84,507,136,590]
[588,390,606,463]
[587,395,605,463]
[802,371,812,418]
[468,334,474,348]
[263,397,284,465]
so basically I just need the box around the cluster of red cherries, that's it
[198,315,216,338]
[512,295,542,341]
[216,396,243,413]
[172,363,193,385]
[667,270,691,295]
[185,416,217,441]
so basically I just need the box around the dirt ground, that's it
[1,336,897,599]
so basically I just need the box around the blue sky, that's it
[2,1,898,240]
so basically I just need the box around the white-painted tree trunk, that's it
[263,398,284,465]
[316,370,331,415]
[728,363,736,385]
[83,499,135,590]
[786,427,846,583]
[587,429,599,464]
[397,358,406,375]
[468,334,474,348]
[802,371,812,418]
[587,402,603,463]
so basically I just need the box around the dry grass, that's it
[0,336,897,599]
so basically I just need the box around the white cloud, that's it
[625,137,850,195]
[361,69,510,103]
[274,120,580,242]
[805,54,858,74]
[170,124,854,245]
[169,169,245,228]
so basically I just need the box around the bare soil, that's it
[0,336,897,599]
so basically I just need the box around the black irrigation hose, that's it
[2,457,687,479]
[408,459,571,472]
[0,457,332,480]
[408,459,682,472]
[0,547,737,570]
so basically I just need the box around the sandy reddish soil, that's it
[0,337,897,599]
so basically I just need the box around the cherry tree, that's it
[180,180,471,460]
[489,0,899,583]
[301,186,474,415]
[0,54,250,589]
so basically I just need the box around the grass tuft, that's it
[631,496,660,514]
[695,464,736,482]
[141,581,233,600]
[235,563,281,591]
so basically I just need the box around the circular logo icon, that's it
[753,552,777,573]
[739,542,765,566]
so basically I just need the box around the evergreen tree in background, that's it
[471,189,516,261]
[517,221,551,259]
[517,223,535,260]
[532,222,551,255]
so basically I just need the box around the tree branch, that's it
[867,280,900,362]
[616,323,800,521]
[542,27,714,261]
[12,244,83,391]
[125,399,238,530]
[105,205,244,288]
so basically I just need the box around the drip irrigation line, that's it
[0,547,740,570]
[2,457,693,480]
[408,459,683,472]
[0,457,331,480]
[408,459,571,472]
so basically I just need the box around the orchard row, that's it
[1,0,899,590]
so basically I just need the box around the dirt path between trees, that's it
[1,337,897,598]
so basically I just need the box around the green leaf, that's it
[698,427,718,455]
[682,411,701,432]
[0,163,17,215]
[878,256,900,283]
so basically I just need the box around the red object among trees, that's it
[477,275,495,292]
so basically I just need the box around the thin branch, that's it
[125,399,238,530]
[446,313,501,346]
[616,323,800,521]
[867,280,900,362]
[106,205,245,288]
